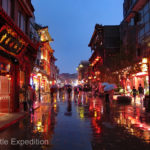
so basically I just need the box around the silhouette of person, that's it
[138,84,144,106]
[67,86,72,99]
[132,86,137,103]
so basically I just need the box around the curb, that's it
[0,113,27,131]
[0,104,41,132]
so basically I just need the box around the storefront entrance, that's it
[0,76,11,113]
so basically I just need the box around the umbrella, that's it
[104,84,117,91]
[51,85,57,88]
[64,84,72,88]
[102,82,109,86]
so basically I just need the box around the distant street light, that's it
[79,64,83,68]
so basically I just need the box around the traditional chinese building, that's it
[0,0,39,112]
[30,25,59,102]
[31,26,54,96]
[88,24,120,90]
[120,0,150,94]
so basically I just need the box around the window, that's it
[144,3,149,14]
[144,12,149,23]
[2,0,11,16]
[129,18,134,26]
[18,12,26,33]
[139,28,144,37]
[145,22,150,33]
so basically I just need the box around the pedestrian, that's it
[74,87,79,95]
[50,86,55,100]
[67,86,72,99]
[59,87,62,98]
[20,85,27,112]
[105,91,110,104]
[138,84,144,106]
[27,84,34,113]
[132,86,137,103]
[105,91,110,114]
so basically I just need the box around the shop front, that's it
[30,71,51,103]
[0,57,11,112]
[131,72,148,94]
[120,62,149,97]
[0,12,38,112]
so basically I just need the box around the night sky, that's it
[32,0,124,74]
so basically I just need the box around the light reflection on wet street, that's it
[1,93,150,150]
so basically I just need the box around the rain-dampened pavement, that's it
[1,92,150,150]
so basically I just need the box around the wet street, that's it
[1,93,150,150]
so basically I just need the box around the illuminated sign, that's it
[0,25,28,55]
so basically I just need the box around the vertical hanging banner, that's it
[0,25,28,56]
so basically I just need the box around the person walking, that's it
[132,86,137,104]
[20,85,27,112]
[105,91,110,113]
[67,86,72,99]
[105,91,110,104]
[138,84,144,107]
[27,84,34,113]
[50,86,55,103]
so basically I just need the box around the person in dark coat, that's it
[138,84,144,106]
[132,86,137,103]
[50,86,55,99]
[105,91,110,114]
[105,92,110,103]
[67,86,72,99]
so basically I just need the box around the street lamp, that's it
[79,64,83,68]
[37,73,42,102]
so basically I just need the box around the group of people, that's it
[104,84,145,106]
[50,85,73,100]
[132,84,144,104]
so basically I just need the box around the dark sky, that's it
[32,0,124,74]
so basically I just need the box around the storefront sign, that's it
[0,25,28,55]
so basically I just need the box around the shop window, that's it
[2,0,11,16]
